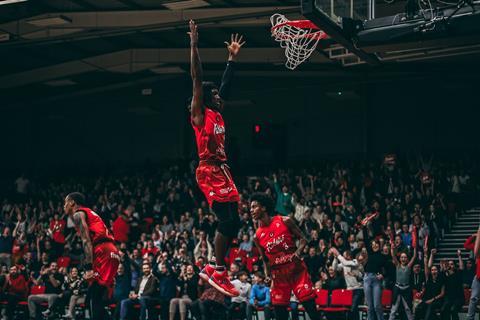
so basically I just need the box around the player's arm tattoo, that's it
[73,211,93,267]
[254,237,271,278]
[283,217,308,257]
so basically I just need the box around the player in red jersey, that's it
[188,20,245,297]
[64,192,120,320]
[250,193,320,320]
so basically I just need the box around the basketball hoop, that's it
[270,13,328,70]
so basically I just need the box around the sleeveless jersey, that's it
[76,207,115,245]
[256,216,297,268]
[191,107,227,162]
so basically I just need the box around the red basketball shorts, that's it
[196,162,239,207]
[92,241,120,287]
[270,261,316,306]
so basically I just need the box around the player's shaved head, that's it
[66,192,86,206]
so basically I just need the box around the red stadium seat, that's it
[315,289,328,310]
[246,256,259,272]
[381,289,393,309]
[30,285,46,295]
[29,285,48,308]
[330,289,353,307]
[57,256,71,268]
[252,306,272,320]
[322,289,352,319]
[330,289,353,310]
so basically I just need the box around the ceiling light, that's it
[27,15,72,27]
[163,0,210,10]
[0,0,28,6]
[326,91,358,100]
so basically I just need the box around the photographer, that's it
[27,261,64,320]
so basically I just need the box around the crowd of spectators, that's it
[0,155,478,320]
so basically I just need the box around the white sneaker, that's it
[41,309,51,317]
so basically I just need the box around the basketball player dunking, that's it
[188,20,245,297]
[64,192,120,320]
[250,193,320,320]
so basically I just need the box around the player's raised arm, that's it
[188,20,204,126]
[283,216,308,259]
[73,211,94,272]
[219,34,245,100]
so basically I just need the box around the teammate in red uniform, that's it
[188,20,245,297]
[63,192,120,320]
[250,193,320,320]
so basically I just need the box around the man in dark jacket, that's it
[155,262,177,320]
[119,263,159,320]
[113,262,131,320]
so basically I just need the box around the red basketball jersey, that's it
[76,207,115,245]
[191,107,227,162]
[256,216,297,268]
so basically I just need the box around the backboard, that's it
[300,0,379,65]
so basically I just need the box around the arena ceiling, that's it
[0,0,479,108]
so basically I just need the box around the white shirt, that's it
[231,279,251,303]
[333,255,363,290]
[138,274,151,297]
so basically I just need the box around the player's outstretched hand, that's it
[188,20,198,46]
[225,33,246,61]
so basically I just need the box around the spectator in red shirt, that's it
[142,240,159,257]
[48,213,66,259]
[113,210,131,243]
[3,265,29,320]
[464,230,480,320]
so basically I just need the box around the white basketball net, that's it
[270,13,325,70]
